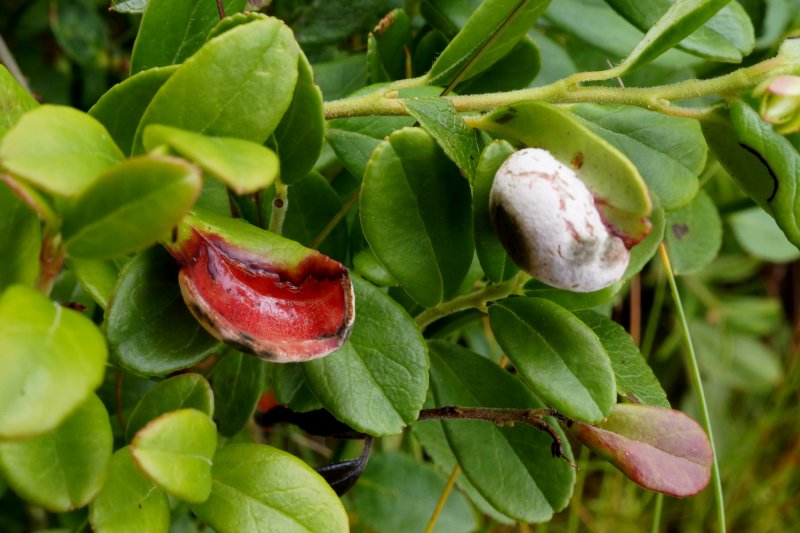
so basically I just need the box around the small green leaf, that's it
[211,351,267,437]
[0,285,107,440]
[126,373,215,442]
[189,443,348,533]
[572,404,712,497]
[130,0,247,73]
[0,65,38,142]
[89,65,177,156]
[50,0,108,67]
[0,394,112,512]
[729,207,800,262]
[110,0,148,14]
[133,16,299,153]
[489,297,616,422]
[575,311,669,407]
[361,127,473,307]
[665,190,722,275]
[404,97,481,180]
[89,447,170,533]
[0,105,125,197]
[62,156,201,260]
[367,9,412,83]
[144,125,278,195]
[104,247,220,375]
[523,280,622,311]
[303,276,429,436]
[0,183,40,291]
[130,408,217,503]
[428,341,575,523]
[271,364,323,413]
[455,37,541,94]
[325,128,383,180]
[66,257,120,310]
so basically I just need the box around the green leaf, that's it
[454,37,541,94]
[110,0,148,14]
[130,409,217,503]
[325,128,383,180]
[571,404,712,497]
[50,0,108,67]
[211,351,267,437]
[489,297,616,422]
[606,0,754,63]
[404,97,481,180]
[472,140,519,283]
[133,16,299,153]
[0,105,125,197]
[575,311,669,407]
[361,127,473,307]
[190,443,348,533]
[126,373,214,442]
[664,189,722,275]
[729,207,800,262]
[89,65,177,156]
[104,247,220,375]
[271,52,325,185]
[523,280,622,311]
[625,203,666,280]
[349,452,477,532]
[428,341,575,523]
[0,394,112,512]
[475,101,651,243]
[313,54,367,100]
[61,156,201,260]
[130,0,247,73]
[428,0,550,87]
[572,104,704,210]
[0,183,40,291]
[66,257,120,310]
[0,285,107,440]
[0,65,38,142]
[271,363,322,413]
[367,9,412,83]
[144,125,278,195]
[303,276,428,436]
[89,447,170,533]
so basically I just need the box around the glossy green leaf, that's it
[523,280,622,311]
[144,125,278,195]
[730,207,800,262]
[66,257,120,310]
[349,452,477,532]
[110,0,147,14]
[361,127,473,307]
[271,363,323,413]
[303,276,428,436]
[0,183,40,290]
[271,52,325,185]
[211,351,267,437]
[0,394,111,512]
[617,0,735,73]
[455,37,541,93]
[0,285,107,440]
[664,189,722,275]
[353,248,398,287]
[0,65,37,141]
[475,101,651,242]
[190,443,348,533]
[625,203,665,280]
[572,104,704,210]
[133,17,299,153]
[89,65,177,156]
[428,0,550,87]
[89,447,170,533]
[404,97,481,180]
[472,140,519,282]
[367,9,412,83]
[489,297,616,422]
[126,373,214,442]
[428,341,575,522]
[131,409,217,503]
[130,0,247,73]
[325,128,383,180]
[313,54,367,100]
[575,311,669,407]
[607,0,753,62]
[104,247,220,375]
[61,156,201,259]
[0,105,124,197]
[571,404,712,497]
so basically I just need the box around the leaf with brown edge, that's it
[571,404,712,497]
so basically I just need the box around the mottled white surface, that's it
[490,148,629,292]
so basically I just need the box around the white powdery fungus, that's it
[489,148,629,292]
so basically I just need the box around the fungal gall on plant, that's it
[490,148,630,292]
[164,210,355,362]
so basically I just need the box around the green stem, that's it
[424,465,460,533]
[659,244,726,533]
[650,493,664,533]
[268,180,288,236]
[414,272,528,329]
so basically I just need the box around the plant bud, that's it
[754,75,800,134]
[164,210,355,362]
[490,148,629,292]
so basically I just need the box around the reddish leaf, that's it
[571,404,712,497]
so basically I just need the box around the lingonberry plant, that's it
[1,0,798,531]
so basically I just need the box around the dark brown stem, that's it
[215,0,226,19]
